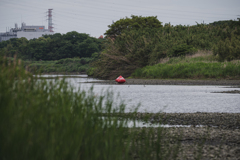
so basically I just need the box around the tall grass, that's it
[0,57,130,159]
[0,57,182,160]
[132,52,240,79]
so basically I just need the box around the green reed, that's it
[132,61,240,79]
[0,56,182,160]
[0,57,130,160]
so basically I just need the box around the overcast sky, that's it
[0,0,239,38]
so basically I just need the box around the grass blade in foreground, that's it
[0,57,183,160]
[0,57,132,160]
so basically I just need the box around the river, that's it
[38,75,240,113]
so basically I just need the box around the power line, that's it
[0,0,239,36]
[1,0,237,19]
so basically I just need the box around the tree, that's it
[104,15,163,38]
[63,31,89,44]
[78,38,100,57]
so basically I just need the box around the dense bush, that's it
[92,28,166,79]
[0,31,104,61]
[104,15,163,38]
[91,19,240,79]
[168,44,197,57]
[213,36,240,61]
[26,57,92,73]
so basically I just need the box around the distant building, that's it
[0,9,54,42]
[0,22,54,42]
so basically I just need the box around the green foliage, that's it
[0,31,104,61]
[26,57,93,73]
[91,52,100,60]
[168,44,197,57]
[0,57,129,159]
[92,28,166,79]
[213,36,240,61]
[104,15,163,38]
[210,19,240,28]
[92,19,240,79]
[86,67,96,76]
[132,57,240,79]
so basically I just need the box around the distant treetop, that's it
[104,15,163,38]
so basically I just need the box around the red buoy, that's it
[115,75,126,84]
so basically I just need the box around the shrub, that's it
[168,44,197,57]
[213,36,240,61]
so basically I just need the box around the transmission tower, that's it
[47,9,54,32]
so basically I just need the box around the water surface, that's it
[39,75,240,113]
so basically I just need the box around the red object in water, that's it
[115,75,126,84]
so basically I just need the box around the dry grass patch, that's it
[158,57,170,64]
[187,50,212,58]
[159,50,217,64]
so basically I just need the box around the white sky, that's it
[0,0,239,38]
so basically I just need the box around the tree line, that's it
[90,16,240,79]
[0,16,239,77]
[0,31,104,61]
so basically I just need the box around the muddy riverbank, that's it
[156,127,239,159]
[135,112,240,129]
[109,112,240,129]
[85,78,240,86]
[123,112,240,159]
[214,90,240,94]
[128,127,240,160]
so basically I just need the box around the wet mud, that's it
[86,78,240,86]
[118,112,240,159]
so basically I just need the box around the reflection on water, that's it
[38,75,240,113]
[126,120,204,128]
[101,117,203,128]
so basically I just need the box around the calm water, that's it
[39,75,240,113]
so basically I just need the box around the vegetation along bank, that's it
[90,16,240,79]
[0,31,102,73]
[1,16,240,79]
